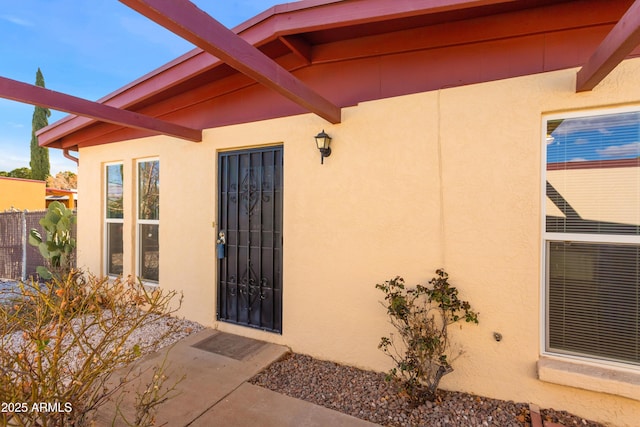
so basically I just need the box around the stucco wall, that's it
[0,177,45,211]
[76,58,640,426]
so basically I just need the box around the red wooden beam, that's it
[3,76,202,143]
[40,0,536,147]
[119,0,341,124]
[576,0,640,91]
[0,76,202,142]
[279,35,312,65]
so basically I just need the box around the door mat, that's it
[192,332,267,361]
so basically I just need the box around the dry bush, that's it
[0,272,184,427]
[377,269,479,404]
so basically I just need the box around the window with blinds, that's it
[544,109,640,366]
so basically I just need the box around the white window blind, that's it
[545,109,640,366]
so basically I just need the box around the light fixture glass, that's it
[314,130,332,164]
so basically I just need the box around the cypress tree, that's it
[30,68,51,181]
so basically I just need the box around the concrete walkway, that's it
[94,329,377,426]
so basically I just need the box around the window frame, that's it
[135,158,160,285]
[541,106,640,370]
[104,162,124,277]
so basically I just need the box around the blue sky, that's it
[0,0,279,175]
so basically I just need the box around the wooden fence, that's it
[0,210,77,281]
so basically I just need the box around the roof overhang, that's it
[36,0,580,150]
[120,0,341,124]
[13,0,640,151]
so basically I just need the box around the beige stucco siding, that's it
[78,140,219,322]
[77,58,640,426]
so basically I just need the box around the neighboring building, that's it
[0,176,45,211]
[45,188,77,209]
[37,1,640,425]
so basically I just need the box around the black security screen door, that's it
[217,147,283,333]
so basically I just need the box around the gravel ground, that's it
[2,310,204,362]
[1,281,205,375]
[0,279,204,358]
[250,353,606,427]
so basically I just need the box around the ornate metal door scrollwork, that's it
[229,167,273,216]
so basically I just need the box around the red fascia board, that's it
[51,15,620,150]
[39,42,265,146]
[39,0,522,148]
[312,1,624,65]
[241,0,517,36]
[576,0,640,91]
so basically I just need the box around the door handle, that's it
[217,231,226,259]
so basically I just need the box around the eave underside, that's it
[39,0,639,151]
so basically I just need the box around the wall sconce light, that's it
[314,130,332,164]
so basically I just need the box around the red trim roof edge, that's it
[37,0,590,148]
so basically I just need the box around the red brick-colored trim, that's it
[36,0,637,150]
[547,158,640,170]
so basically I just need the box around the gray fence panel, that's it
[0,211,24,280]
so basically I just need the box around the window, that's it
[137,159,160,283]
[544,108,640,367]
[105,163,124,276]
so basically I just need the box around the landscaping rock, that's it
[250,353,606,427]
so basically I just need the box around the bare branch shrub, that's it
[0,272,184,426]
[377,269,479,404]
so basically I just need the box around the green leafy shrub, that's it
[0,272,184,426]
[376,269,479,404]
[28,201,76,280]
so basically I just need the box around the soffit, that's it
[36,0,637,150]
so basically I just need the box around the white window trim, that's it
[104,162,124,278]
[539,107,640,398]
[136,158,160,286]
